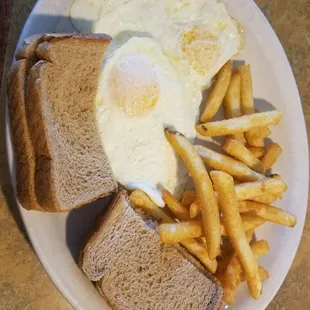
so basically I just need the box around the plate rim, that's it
[5,0,309,309]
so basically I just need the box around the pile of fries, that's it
[129,61,296,306]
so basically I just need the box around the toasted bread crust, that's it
[15,33,44,61]
[80,190,223,310]
[7,60,42,210]
[24,33,116,211]
[8,33,117,211]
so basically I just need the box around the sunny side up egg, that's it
[96,37,201,206]
[70,0,244,205]
[70,0,244,88]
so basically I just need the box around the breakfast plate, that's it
[5,0,308,309]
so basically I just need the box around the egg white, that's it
[96,37,201,206]
[70,0,244,204]
[71,0,244,88]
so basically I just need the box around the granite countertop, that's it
[0,0,309,309]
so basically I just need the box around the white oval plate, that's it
[6,0,308,309]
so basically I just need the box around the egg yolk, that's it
[109,54,159,116]
[181,24,220,75]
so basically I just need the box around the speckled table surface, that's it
[0,0,309,309]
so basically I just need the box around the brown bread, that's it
[8,33,117,211]
[80,190,223,310]
[7,34,45,210]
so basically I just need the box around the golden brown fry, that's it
[223,240,269,305]
[181,190,196,207]
[248,146,265,159]
[160,215,263,240]
[237,64,254,115]
[237,65,271,147]
[223,254,242,305]
[196,110,282,137]
[223,138,264,173]
[250,126,271,139]
[234,178,241,185]
[130,190,173,223]
[200,60,232,122]
[201,237,207,246]
[162,189,190,221]
[159,221,202,243]
[211,171,262,300]
[237,64,258,146]
[190,201,201,218]
[261,143,283,172]
[238,201,297,227]
[234,178,287,201]
[181,238,218,274]
[245,132,265,147]
[130,190,217,273]
[251,240,270,257]
[246,228,255,242]
[259,267,270,281]
[251,194,278,204]
[165,129,221,259]
[240,267,270,282]
[221,214,265,236]
[223,72,246,144]
[223,73,242,119]
[195,145,265,182]
[246,126,271,147]
[239,214,265,232]
[246,111,271,147]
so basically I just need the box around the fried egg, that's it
[71,0,244,88]
[70,0,244,204]
[96,37,202,206]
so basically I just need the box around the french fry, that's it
[251,194,278,204]
[248,126,271,140]
[190,201,201,218]
[245,132,265,147]
[165,129,221,259]
[248,146,265,159]
[195,145,265,182]
[160,215,264,242]
[237,64,254,115]
[130,190,217,273]
[223,254,242,305]
[181,238,218,274]
[223,138,264,173]
[246,120,271,147]
[211,171,262,300]
[250,239,270,257]
[247,109,271,146]
[245,127,271,148]
[162,189,190,221]
[196,110,282,137]
[234,178,287,201]
[181,190,196,207]
[237,64,268,147]
[221,214,265,236]
[190,181,282,213]
[159,221,202,243]
[200,60,232,122]
[223,240,269,305]
[240,267,270,282]
[261,143,283,172]
[223,73,242,119]
[130,190,173,223]
[246,228,255,242]
[239,214,265,232]
[234,178,241,185]
[223,72,246,144]
[238,201,297,227]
